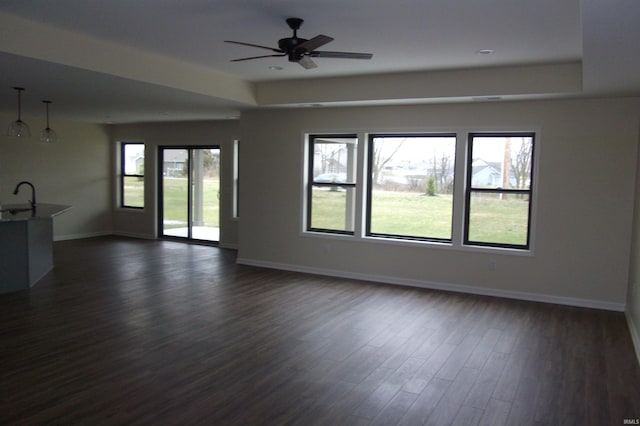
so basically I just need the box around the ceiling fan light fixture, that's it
[40,100,58,143]
[7,87,31,138]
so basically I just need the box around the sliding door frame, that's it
[158,145,221,244]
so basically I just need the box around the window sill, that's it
[116,207,145,213]
[301,230,533,256]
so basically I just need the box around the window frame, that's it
[463,132,536,250]
[120,142,145,209]
[301,129,538,254]
[306,134,358,235]
[232,140,240,219]
[365,132,458,243]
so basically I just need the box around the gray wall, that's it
[238,97,640,311]
[2,99,639,361]
[110,120,240,248]
[627,115,640,363]
[0,112,112,239]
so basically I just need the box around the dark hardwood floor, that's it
[1,236,639,425]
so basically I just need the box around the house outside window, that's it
[306,135,358,234]
[366,134,457,241]
[121,142,145,209]
[464,133,535,249]
[303,131,536,251]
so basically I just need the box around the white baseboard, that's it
[54,231,112,241]
[55,231,153,242]
[57,231,238,250]
[219,242,238,250]
[236,257,626,312]
[626,311,640,366]
[112,231,156,240]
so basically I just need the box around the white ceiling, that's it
[0,0,638,123]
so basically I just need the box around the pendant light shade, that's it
[40,100,57,143]
[7,87,31,138]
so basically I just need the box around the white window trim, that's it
[118,140,146,210]
[300,127,540,256]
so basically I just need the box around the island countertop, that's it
[0,203,72,222]
[1,202,72,293]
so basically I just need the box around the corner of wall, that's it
[625,118,640,366]
[627,309,640,366]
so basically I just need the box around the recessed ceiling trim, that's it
[0,11,257,106]
[255,63,583,106]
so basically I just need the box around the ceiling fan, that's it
[224,17,373,69]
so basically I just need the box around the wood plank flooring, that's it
[1,236,639,424]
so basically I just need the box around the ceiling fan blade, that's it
[224,40,284,53]
[297,56,318,69]
[310,51,373,60]
[231,54,287,62]
[297,35,334,52]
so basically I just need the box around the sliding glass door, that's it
[159,146,220,243]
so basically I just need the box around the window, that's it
[367,134,457,241]
[307,135,358,234]
[464,133,535,249]
[304,130,536,251]
[120,142,145,209]
[233,140,240,219]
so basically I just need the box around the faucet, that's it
[13,181,36,209]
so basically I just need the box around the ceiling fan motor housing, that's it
[282,17,308,61]
[278,37,308,61]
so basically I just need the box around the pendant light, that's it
[40,100,58,143]
[7,87,31,138]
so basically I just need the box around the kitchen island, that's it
[0,203,71,294]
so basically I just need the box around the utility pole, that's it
[501,137,511,199]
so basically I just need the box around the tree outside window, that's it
[465,133,535,248]
[367,134,457,241]
[304,131,536,251]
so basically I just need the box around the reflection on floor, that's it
[163,226,219,241]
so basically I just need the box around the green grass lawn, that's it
[122,177,144,208]
[311,188,354,231]
[127,179,528,245]
[163,178,220,228]
[312,188,529,245]
[370,191,453,239]
[467,193,529,245]
[124,177,220,228]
